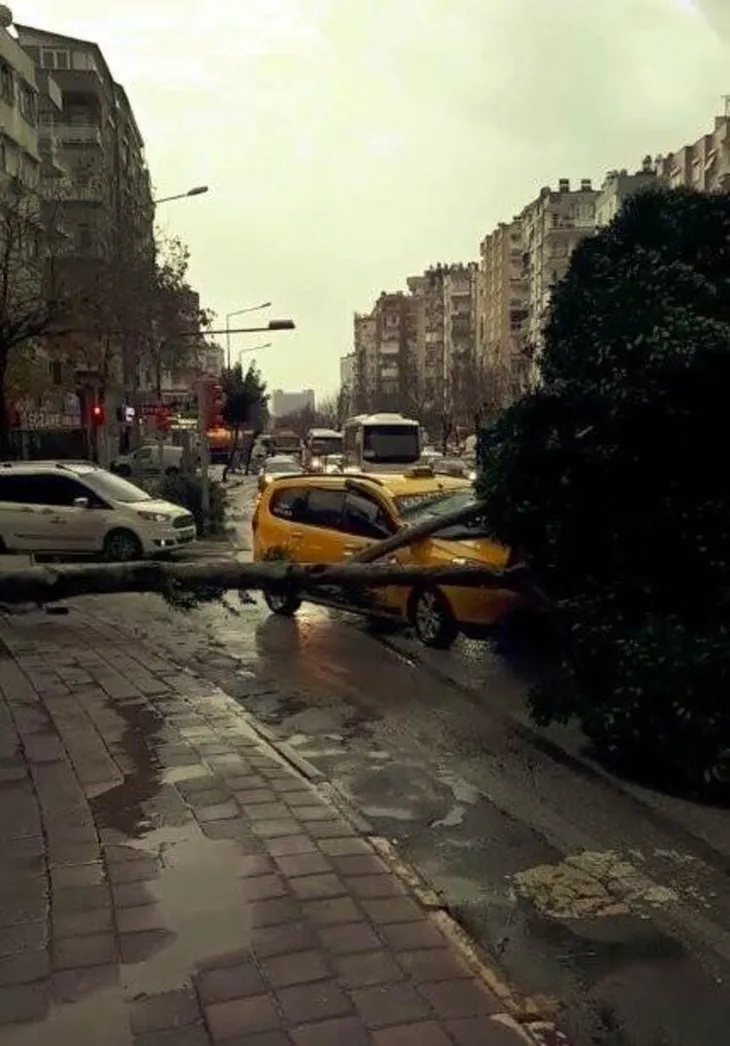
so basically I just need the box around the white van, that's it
[0,461,197,561]
[110,443,189,478]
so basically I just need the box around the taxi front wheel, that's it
[262,587,302,616]
[409,586,459,649]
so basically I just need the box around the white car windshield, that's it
[267,459,299,472]
[82,470,152,504]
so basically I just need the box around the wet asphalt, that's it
[75,479,730,1046]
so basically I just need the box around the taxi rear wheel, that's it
[262,587,302,616]
[409,585,459,649]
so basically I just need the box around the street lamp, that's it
[153,185,209,205]
[236,342,271,365]
[225,302,272,368]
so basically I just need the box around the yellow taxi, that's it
[251,469,522,648]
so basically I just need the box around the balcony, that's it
[38,132,66,177]
[64,183,106,204]
[57,123,104,149]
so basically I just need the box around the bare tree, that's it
[148,234,214,398]
[450,351,514,433]
[0,177,83,456]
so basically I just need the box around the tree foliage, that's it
[478,185,730,798]
[221,361,268,478]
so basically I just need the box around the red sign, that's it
[154,405,171,433]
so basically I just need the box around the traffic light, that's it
[90,403,104,426]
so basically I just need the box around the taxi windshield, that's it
[395,488,475,519]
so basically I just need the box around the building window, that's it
[76,224,92,250]
[49,360,64,385]
[0,63,13,105]
[41,50,69,70]
[18,83,37,126]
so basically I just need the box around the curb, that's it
[232,706,564,1043]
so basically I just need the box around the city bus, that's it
[303,428,343,470]
[342,412,421,473]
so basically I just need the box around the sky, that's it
[15,0,730,397]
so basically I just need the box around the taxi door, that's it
[340,489,402,618]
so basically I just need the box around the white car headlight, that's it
[138,511,172,523]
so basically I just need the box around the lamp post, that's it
[225,303,272,369]
[236,342,271,367]
[153,185,209,205]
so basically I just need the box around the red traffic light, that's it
[90,404,104,425]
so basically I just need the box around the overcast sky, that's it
[18,0,730,396]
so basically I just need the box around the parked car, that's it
[110,444,190,478]
[432,457,476,481]
[252,471,521,647]
[0,461,197,561]
[257,455,302,493]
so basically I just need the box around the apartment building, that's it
[0,12,41,185]
[595,158,657,227]
[477,219,528,406]
[521,178,598,373]
[353,311,377,408]
[655,98,730,193]
[271,388,315,418]
[373,291,415,405]
[443,262,478,420]
[340,352,355,391]
[352,293,416,411]
[17,26,154,377]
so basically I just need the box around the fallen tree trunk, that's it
[0,558,536,607]
[347,494,490,564]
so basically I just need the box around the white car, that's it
[0,461,197,561]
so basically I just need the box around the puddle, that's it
[3,826,253,1044]
[122,826,253,995]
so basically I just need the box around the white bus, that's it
[342,412,421,472]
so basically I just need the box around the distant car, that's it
[433,458,475,481]
[110,444,189,478]
[0,461,197,561]
[257,455,301,492]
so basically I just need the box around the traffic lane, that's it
[76,593,730,1046]
[203,601,730,1046]
[382,627,730,865]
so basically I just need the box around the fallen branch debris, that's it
[0,558,536,607]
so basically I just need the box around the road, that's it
[66,478,730,1046]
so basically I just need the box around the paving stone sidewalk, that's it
[0,611,536,1046]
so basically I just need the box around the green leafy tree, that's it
[478,185,730,798]
[221,361,268,479]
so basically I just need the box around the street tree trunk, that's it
[222,423,240,482]
[0,558,536,607]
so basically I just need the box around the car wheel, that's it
[103,529,143,562]
[409,586,459,649]
[262,587,301,616]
